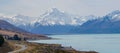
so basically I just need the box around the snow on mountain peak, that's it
[35,8,87,26]
[111,10,120,14]
[2,9,119,27]
[13,14,29,18]
[107,10,120,17]
[51,8,61,13]
[105,10,120,21]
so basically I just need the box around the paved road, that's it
[8,44,27,53]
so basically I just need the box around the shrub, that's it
[0,34,4,46]
[13,34,21,40]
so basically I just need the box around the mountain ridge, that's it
[72,10,120,34]
[0,9,120,34]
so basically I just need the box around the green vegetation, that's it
[0,34,4,46]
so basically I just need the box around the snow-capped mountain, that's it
[0,8,98,26]
[34,8,90,26]
[72,10,120,34]
[0,8,94,27]
[29,8,98,34]
[105,10,120,22]
[11,14,37,26]
[0,15,32,26]
[0,8,119,34]
[0,14,38,31]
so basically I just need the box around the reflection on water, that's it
[29,34,120,53]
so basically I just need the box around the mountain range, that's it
[72,10,120,34]
[0,8,120,34]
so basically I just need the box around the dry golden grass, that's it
[17,42,98,53]
[0,30,16,36]
[0,29,48,40]
[8,41,22,51]
[0,40,98,53]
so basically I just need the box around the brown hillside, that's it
[0,29,49,40]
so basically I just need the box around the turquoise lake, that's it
[29,34,120,53]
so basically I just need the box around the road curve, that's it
[8,44,27,53]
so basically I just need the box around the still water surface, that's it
[29,34,120,53]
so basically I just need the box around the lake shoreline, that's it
[6,40,98,53]
[26,41,98,53]
[30,34,120,53]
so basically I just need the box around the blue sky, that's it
[0,0,120,17]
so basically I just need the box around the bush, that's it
[13,34,21,40]
[0,34,4,46]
